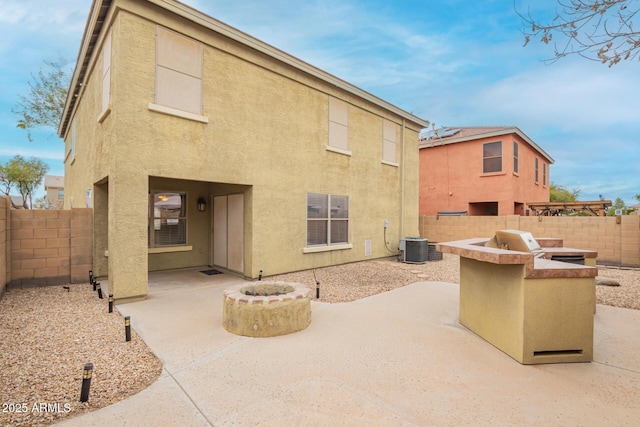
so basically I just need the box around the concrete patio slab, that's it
[56,271,640,426]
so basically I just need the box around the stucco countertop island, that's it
[437,236,598,365]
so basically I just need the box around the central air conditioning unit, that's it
[399,237,428,264]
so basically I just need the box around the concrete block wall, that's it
[0,197,8,299]
[420,214,640,267]
[8,208,93,289]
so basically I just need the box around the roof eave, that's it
[59,0,429,137]
[419,126,554,164]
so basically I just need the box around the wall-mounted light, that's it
[197,197,206,212]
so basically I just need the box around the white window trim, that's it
[382,119,398,164]
[99,28,112,122]
[482,140,502,174]
[149,190,189,248]
[97,107,111,123]
[306,193,350,249]
[303,243,353,253]
[149,245,193,254]
[148,103,209,123]
[381,160,399,167]
[325,145,352,156]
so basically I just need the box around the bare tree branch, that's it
[517,0,640,67]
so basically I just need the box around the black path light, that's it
[80,362,94,402]
[124,316,131,342]
[108,294,114,313]
[313,270,320,299]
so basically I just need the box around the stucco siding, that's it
[62,0,425,300]
[419,133,550,216]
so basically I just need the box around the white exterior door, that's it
[213,194,244,273]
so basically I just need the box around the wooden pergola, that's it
[527,200,612,217]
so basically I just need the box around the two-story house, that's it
[58,0,429,302]
[418,126,553,216]
[43,175,65,209]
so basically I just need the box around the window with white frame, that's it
[513,141,519,173]
[328,97,349,152]
[482,141,502,173]
[543,163,547,186]
[535,157,539,182]
[307,193,349,246]
[155,26,203,115]
[149,191,187,247]
[65,118,77,164]
[382,119,397,164]
[101,28,112,115]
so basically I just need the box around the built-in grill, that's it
[438,230,599,365]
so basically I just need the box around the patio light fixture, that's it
[197,197,206,212]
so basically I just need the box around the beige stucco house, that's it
[43,175,65,209]
[58,0,429,302]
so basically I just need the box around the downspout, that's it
[400,119,405,238]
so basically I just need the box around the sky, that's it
[0,0,638,205]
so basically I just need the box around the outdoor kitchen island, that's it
[438,231,598,365]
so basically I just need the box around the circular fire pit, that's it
[222,281,311,337]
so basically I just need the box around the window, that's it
[149,192,187,247]
[513,141,519,173]
[328,97,349,152]
[535,158,539,182]
[307,193,349,246]
[100,28,112,115]
[543,163,547,186]
[58,189,65,201]
[65,118,76,164]
[382,119,397,164]
[483,141,502,173]
[155,26,203,115]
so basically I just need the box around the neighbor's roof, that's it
[58,0,429,137]
[418,126,554,164]
[44,175,64,189]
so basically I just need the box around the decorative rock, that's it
[596,278,620,287]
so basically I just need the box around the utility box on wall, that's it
[400,237,428,264]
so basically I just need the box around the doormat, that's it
[201,269,223,275]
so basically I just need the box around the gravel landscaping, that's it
[270,253,640,310]
[0,284,162,427]
[1,253,637,426]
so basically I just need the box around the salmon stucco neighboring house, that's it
[58,0,429,302]
[418,126,554,216]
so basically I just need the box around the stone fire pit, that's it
[222,281,311,337]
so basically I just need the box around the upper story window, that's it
[543,163,547,186]
[65,118,77,165]
[513,141,519,173]
[535,157,539,182]
[100,28,112,116]
[328,97,349,153]
[382,119,398,164]
[482,141,502,173]
[149,191,187,247]
[155,26,203,115]
[307,193,349,246]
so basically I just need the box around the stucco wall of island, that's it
[437,236,597,365]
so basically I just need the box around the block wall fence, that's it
[420,214,640,267]
[0,196,93,299]
[1,197,7,300]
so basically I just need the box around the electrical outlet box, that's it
[383,219,388,228]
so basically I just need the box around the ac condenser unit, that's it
[400,237,428,264]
